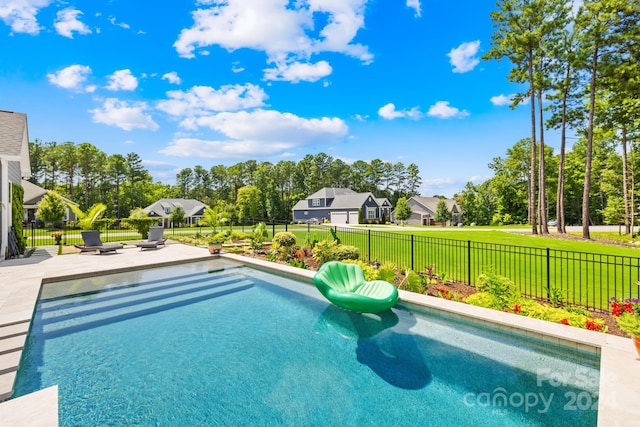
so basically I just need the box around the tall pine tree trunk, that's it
[528,50,538,235]
[582,44,598,239]
[622,126,631,234]
[557,62,570,234]
[537,89,548,234]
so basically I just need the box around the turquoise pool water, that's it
[14,260,599,426]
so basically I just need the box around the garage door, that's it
[348,211,359,224]
[330,212,348,224]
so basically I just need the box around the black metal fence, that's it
[23,220,640,311]
[332,226,640,312]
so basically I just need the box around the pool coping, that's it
[0,246,638,426]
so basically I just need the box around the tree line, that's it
[483,0,640,237]
[28,140,422,221]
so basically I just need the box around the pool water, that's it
[14,260,599,426]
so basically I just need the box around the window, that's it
[164,207,171,214]
[312,198,321,207]
[367,208,376,219]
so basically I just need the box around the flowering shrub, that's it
[609,297,640,336]
[437,287,459,302]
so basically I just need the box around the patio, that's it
[0,242,638,426]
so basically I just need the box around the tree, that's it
[601,195,625,226]
[169,206,186,228]
[435,200,452,223]
[236,185,263,221]
[394,197,412,224]
[126,153,145,210]
[124,208,157,239]
[36,192,66,226]
[107,154,127,219]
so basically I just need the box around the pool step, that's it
[38,272,255,338]
[0,371,17,401]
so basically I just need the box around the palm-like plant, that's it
[67,202,107,230]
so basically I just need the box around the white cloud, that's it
[406,0,421,17]
[161,109,347,159]
[378,103,422,120]
[490,93,529,106]
[47,64,93,91]
[174,0,372,81]
[108,16,130,29]
[231,63,245,73]
[54,8,91,38]
[490,94,513,106]
[263,60,332,83]
[106,69,138,91]
[90,98,159,131]
[353,114,368,122]
[162,71,182,85]
[157,84,268,116]
[427,101,469,119]
[447,40,481,73]
[0,0,50,35]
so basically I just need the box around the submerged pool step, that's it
[37,275,255,338]
[39,269,240,311]
[40,272,250,323]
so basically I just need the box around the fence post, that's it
[31,221,35,248]
[467,240,471,285]
[272,220,275,237]
[546,248,551,300]
[285,222,288,232]
[368,229,371,263]
[411,234,414,271]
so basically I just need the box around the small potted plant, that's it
[609,296,640,357]
[208,237,223,254]
[50,230,64,245]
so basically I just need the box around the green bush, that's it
[377,263,397,283]
[211,231,229,243]
[272,231,297,248]
[12,183,26,253]
[476,271,519,308]
[228,231,250,242]
[312,240,337,265]
[334,245,359,261]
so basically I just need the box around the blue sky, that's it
[1,0,538,197]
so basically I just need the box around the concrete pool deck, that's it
[0,244,638,426]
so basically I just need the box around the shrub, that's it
[312,240,338,265]
[476,271,519,308]
[272,231,297,248]
[377,263,396,283]
[399,269,423,293]
[228,231,250,242]
[12,183,26,253]
[334,245,359,261]
[212,231,229,243]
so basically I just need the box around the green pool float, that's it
[313,261,399,313]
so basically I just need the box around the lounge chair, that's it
[313,261,399,313]
[135,226,167,250]
[74,230,123,254]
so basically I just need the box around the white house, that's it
[0,110,31,260]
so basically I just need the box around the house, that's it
[292,188,391,224]
[143,198,208,226]
[395,196,462,226]
[22,179,78,225]
[0,110,31,260]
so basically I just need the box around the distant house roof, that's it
[292,188,380,212]
[306,187,358,199]
[144,198,208,218]
[0,110,31,177]
[408,196,460,216]
[21,180,77,208]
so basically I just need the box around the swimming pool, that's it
[14,259,599,426]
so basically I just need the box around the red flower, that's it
[585,319,602,331]
[623,303,634,313]
[503,308,510,312]
[513,304,521,314]
[611,302,622,317]
[559,318,570,325]
[444,294,452,300]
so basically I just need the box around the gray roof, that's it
[0,110,31,177]
[307,187,358,199]
[144,198,208,218]
[292,188,379,211]
[409,197,459,215]
[21,179,77,207]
